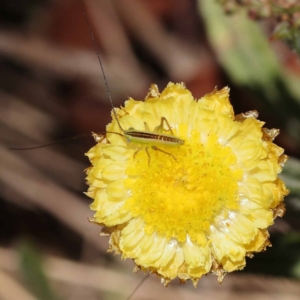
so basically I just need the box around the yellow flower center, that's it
[124,126,243,244]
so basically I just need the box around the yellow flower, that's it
[85,83,288,286]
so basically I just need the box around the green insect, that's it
[108,112,185,162]
[86,20,185,163]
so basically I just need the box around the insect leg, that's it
[154,117,174,135]
[133,146,143,159]
[133,146,151,164]
[145,146,151,164]
[151,146,178,162]
[161,117,175,135]
[144,122,150,131]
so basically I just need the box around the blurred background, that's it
[1,0,300,299]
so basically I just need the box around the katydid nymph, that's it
[83,13,185,164]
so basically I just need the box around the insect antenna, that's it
[82,12,124,134]
[83,12,153,298]
[9,134,91,151]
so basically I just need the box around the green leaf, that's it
[198,0,300,145]
[18,241,60,300]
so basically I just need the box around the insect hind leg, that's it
[151,146,178,162]
[153,117,174,135]
[133,145,177,164]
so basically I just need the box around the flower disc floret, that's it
[86,83,288,285]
